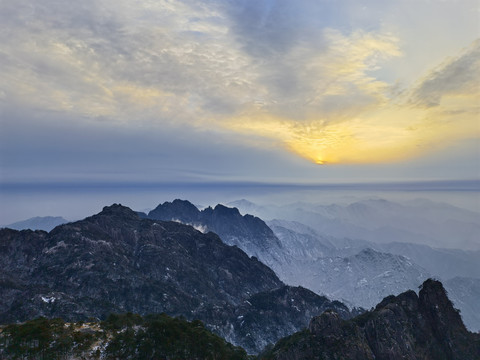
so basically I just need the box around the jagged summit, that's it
[149,199,200,223]
[145,199,285,269]
[148,199,245,223]
[98,203,140,218]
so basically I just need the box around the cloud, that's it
[224,36,479,165]
[0,0,478,176]
[0,0,257,125]
[409,40,480,108]
[0,0,402,125]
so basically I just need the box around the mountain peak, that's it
[419,278,455,312]
[99,203,139,219]
[148,199,200,223]
[419,278,467,336]
[213,204,241,216]
[171,199,197,207]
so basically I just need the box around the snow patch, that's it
[41,296,56,303]
[193,224,207,233]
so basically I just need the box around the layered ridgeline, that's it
[261,279,480,360]
[140,201,433,311]
[159,198,477,332]
[229,198,480,251]
[0,204,350,354]
[142,200,430,308]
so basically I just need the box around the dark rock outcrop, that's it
[261,279,480,360]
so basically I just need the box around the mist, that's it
[2,180,478,251]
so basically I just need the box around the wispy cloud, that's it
[409,40,480,108]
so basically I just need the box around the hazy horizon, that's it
[2,179,479,228]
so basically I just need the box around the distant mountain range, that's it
[229,198,480,251]
[3,216,68,232]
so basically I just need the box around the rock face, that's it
[263,220,431,310]
[0,204,281,320]
[198,286,352,354]
[261,279,480,360]
[304,248,430,309]
[0,204,351,354]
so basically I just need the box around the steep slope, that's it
[261,279,480,360]
[261,219,431,309]
[197,286,352,354]
[267,218,480,331]
[445,277,480,333]
[147,202,431,312]
[301,248,430,309]
[0,204,352,354]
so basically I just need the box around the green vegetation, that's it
[0,313,251,360]
[0,317,99,359]
[103,312,249,360]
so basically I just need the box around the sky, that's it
[0,0,479,222]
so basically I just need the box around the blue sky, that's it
[0,0,479,192]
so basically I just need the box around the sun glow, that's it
[226,98,479,165]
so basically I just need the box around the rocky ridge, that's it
[143,199,287,271]
[0,204,351,354]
